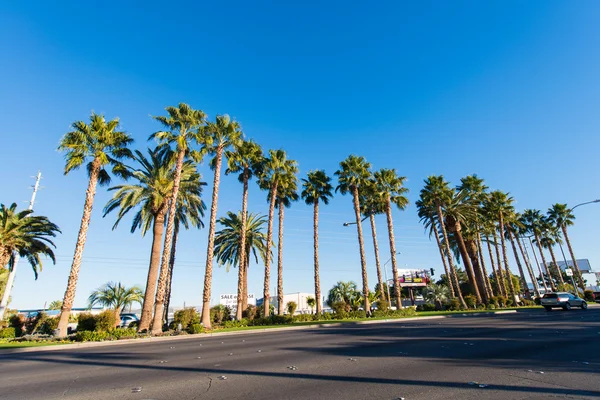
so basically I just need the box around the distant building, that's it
[258,292,315,315]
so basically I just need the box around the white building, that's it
[272,292,316,314]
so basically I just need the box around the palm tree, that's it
[419,176,466,308]
[486,191,517,301]
[0,203,60,319]
[199,115,243,328]
[56,113,133,337]
[103,147,206,332]
[548,204,584,288]
[423,284,450,310]
[482,196,507,297]
[522,209,557,292]
[48,300,63,311]
[416,199,455,298]
[373,168,409,309]
[335,155,373,313]
[443,189,482,304]
[257,149,298,317]
[301,170,333,315]
[511,215,541,297]
[504,213,530,298]
[214,212,270,313]
[306,296,316,314]
[88,282,143,322]
[519,213,549,292]
[538,219,565,287]
[148,103,206,334]
[327,281,359,309]
[225,139,264,319]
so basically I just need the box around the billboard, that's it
[219,294,256,309]
[395,269,431,287]
[554,259,593,273]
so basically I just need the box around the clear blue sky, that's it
[1,1,599,309]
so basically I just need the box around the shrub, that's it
[522,299,535,306]
[292,314,315,323]
[496,296,507,307]
[464,295,477,309]
[220,319,248,329]
[77,313,97,332]
[417,303,436,312]
[486,304,496,310]
[584,290,594,301]
[255,304,275,318]
[173,308,200,330]
[286,301,298,315]
[75,330,109,342]
[505,298,514,307]
[0,327,16,339]
[346,310,367,319]
[108,328,137,340]
[210,305,232,325]
[243,305,257,320]
[534,297,542,305]
[376,299,389,312]
[95,310,117,332]
[8,314,25,337]
[445,298,461,311]
[187,323,204,334]
[24,312,47,334]
[38,316,59,335]
[331,301,347,318]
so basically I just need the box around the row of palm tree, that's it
[415,174,584,307]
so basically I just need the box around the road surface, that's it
[1,308,599,399]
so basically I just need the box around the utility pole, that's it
[0,171,42,319]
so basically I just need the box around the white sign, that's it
[565,268,573,277]
[219,294,256,308]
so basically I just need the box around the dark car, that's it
[541,292,587,311]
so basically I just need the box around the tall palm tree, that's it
[504,212,530,298]
[225,140,264,319]
[522,209,557,292]
[199,114,243,329]
[373,168,409,308]
[519,213,549,292]
[257,149,298,317]
[416,199,455,298]
[56,113,133,337]
[301,170,333,315]
[149,103,206,334]
[486,191,517,301]
[419,176,466,308]
[88,282,143,322]
[482,196,507,297]
[359,181,386,303]
[275,173,299,315]
[538,218,565,287]
[335,155,373,313]
[443,189,482,304]
[103,148,206,332]
[214,211,270,314]
[548,204,583,288]
[511,215,541,297]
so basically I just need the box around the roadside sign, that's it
[565,268,573,277]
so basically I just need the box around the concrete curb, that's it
[0,309,523,355]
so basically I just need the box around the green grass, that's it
[0,340,73,349]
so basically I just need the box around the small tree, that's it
[48,300,63,310]
[286,301,298,315]
[88,282,143,324]
[306,296,316,314]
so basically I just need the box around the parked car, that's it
[541,292,587,311]
[119,313,139,328]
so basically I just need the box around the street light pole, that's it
[570,199,600,211]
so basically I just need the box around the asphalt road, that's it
[1,308,599,400]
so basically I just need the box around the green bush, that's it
[108,327,137,340]
[243,305,257,320]
[188,323,205,334]
[496,296,507,307]
[464,295,477,309]
[445,298,461,311]
[255,304,275,318]
[220,319,248,329]
[94,310,117,332]
[486,304,496,310]
[417,303,436,312]
[173,308,200,330]
[210,305,232,325]
[77,313,97,332]
[9,314,25,337]
[522,299,535,306]
[292,314,314,323]
[24,312,47,334]
[346,310,367,319]
[0,327,16,339]
[534,297,541,305]
[75,330,109,342]
[286,301,298,315]
[584,290,594,301]
[38,316,59,335]
[505,298,514,307]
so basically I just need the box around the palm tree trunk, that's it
[313,200,322,315]
[467,239,488,304]
[436,206,467,309]
[516,235,541,298]
[277,198,285,315]
[352,187,370,312]
[453,225,483,304]
[507,229,528,298]
[163,224,179,325]
[547,246,565,286]
[432,219,455,297]
[200,148,224,329]
[262,182,278,317]
[534,232,556,292]
[56,159,101,337]
[529,236,549,291]
[236,170,250,320]
[562,226,584,288]
[385,199,402,309]
[369,214,385,302]
[498,214,516,301]
[151,150,186,335]
[477,234,494,298]
[485,235,499,296]
[243,255,250,310]
[492,230,507,297]
[138,210,166,332]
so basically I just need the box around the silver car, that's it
[541,292,587,311]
